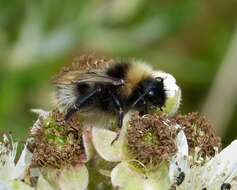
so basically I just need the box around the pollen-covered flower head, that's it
[25,109,92,190]
[124,113,178,170]
[92,112,188,190]
[172,112,221,164]
[29,109,88,169]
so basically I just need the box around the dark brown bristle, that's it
[64,54,113,72]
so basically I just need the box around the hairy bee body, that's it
[54,55,180,129]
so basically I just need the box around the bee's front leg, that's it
[139,99,148,116]
[111,106,124,145]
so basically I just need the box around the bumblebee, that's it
[54,55,181,129]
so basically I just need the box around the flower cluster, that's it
[0,58,237,190]
[1,107,237,190]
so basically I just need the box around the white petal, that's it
[36,174,55,190]
[143,179,168,190]
[0,180,11,190]
[145,164,170,190]
[59,165,89,190]
[111,162,144,190]
[202,140,237,188]
[0,135,18,181]
[82,129,94,162]
[9,180,34,190]
[122,179,144,190]
[92,127,123,162]
[30,109,50,135]
[30,109,49,117]
[230,178,237,189]
[111,162,170,190]
[176,165,203,189]
[169,125,189,184]
[14,146,32,180]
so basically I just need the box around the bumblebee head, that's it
[131,70,181,116]
[140,77,166,108]
[151,71,181,115]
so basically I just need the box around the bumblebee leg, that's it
[131,91,148,115]
[131,90,149,108]
[65,88,100,120]
[144,103,148,114]
[109,91,124,145]
[109,91,124,128]
[139,99,148,115]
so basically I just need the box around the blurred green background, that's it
[0,0,236,146]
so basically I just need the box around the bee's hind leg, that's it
[65,88,99,120]
[109,91,124,145]
[110,110,123,145]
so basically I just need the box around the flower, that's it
[171,112,221,164]
[1,102,236,190]
[168,113,237,190]
[92,112,189,190]
[0,134,33,190]
[28,109,93,190]
[92,110,237,190]
[35,165,89,190]
[172,139,237,190]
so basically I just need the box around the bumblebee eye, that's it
[148,90,155,96]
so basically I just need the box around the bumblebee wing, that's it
[76,72,124,86]
[54,70,124,86]
[54,70,123,111]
